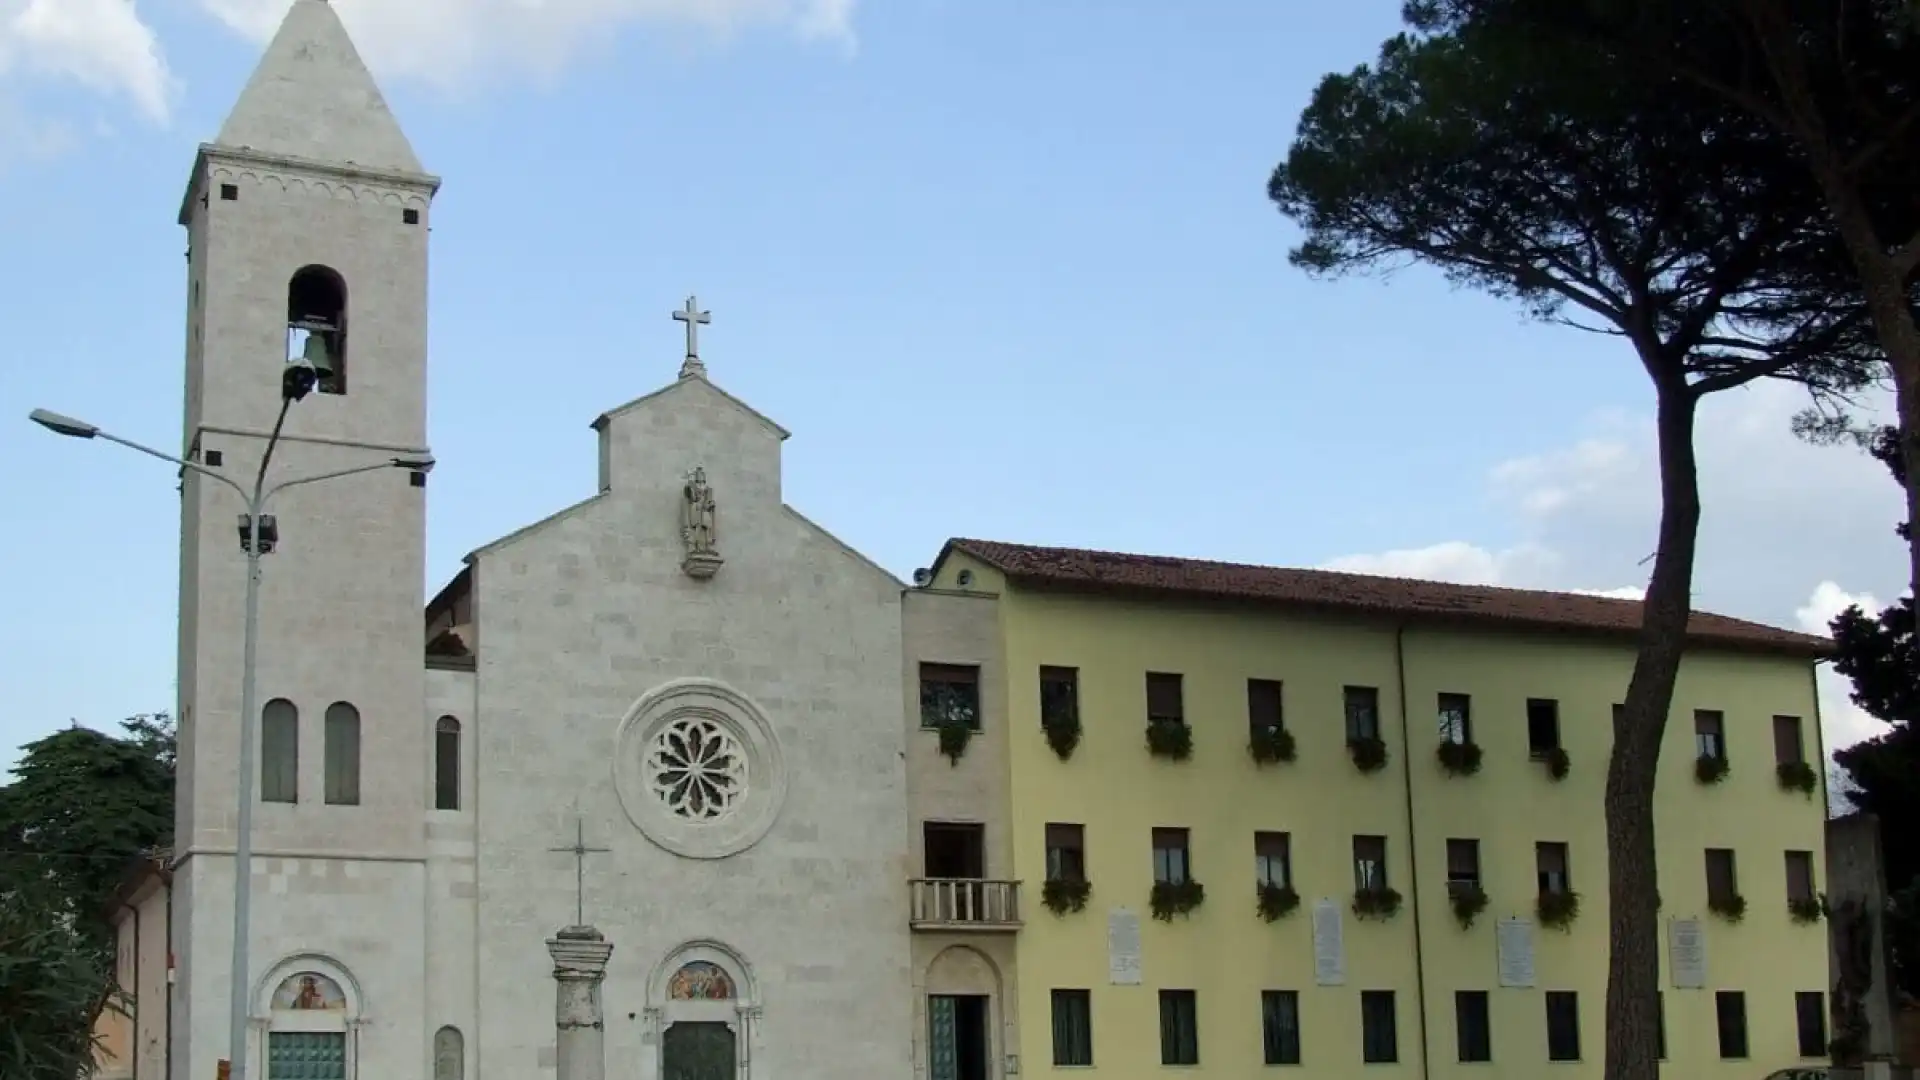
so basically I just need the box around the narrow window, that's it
[1695,710,1727,760]
[1705,849,1739,906]
[260,698,299,804]
[1545,991,1581,1061]
[1039,666,1079,730]
[324,702,361,806]
[1045,823,1086,882]
[1152,828,1191,885]
[1715,990,1749,1059]
[1254,832,1292,889]
[1455,990,1492,1063]
[1261,990,1301,1066]
[1438,692,1472,744]
[432,1026,463,1080]
[1354,835,1389,891]
[1360,990,1398,1063]
[1158,990,1198,1066]
[219,183,239,201]
[1527,699,1561,756]
[919,663,981,730]
[1344,686,1381,741]
[434,716,461,811]
[1146,672,1184,725]
[1248,678,1284,738]
[1536,841,1571,895]
[1774,715,1807,766]
[402,208,421,226]
[1050,989,1092,1066]
[1785,850,1817,905]
[1795,991,1827,1058]
[286,265,348,395]
[1446,838,1482,892]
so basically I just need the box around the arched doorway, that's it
[255,960,360,1080]
[646,943,757,1080]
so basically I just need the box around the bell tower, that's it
[172,3,439,1079]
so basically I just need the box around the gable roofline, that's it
[939,538,1832,659]
[592,374,790,441]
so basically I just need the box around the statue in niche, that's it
[680,467,723,579]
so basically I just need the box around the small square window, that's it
[204,449,224,467]
[409,470,427,489]
[919,663,981,731]
[219,183,239,201]
[402,208,421,225]
[1527,699,1561,756]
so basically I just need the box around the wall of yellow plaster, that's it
[998,587,1827,1079]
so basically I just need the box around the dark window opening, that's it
[1546,991,1581,1061]
[1050,989,1092,1067]
[323,701,361,806]
[1537,841,1571,895]
[1262,990,1301,1066]
[1152,827,1191,885]
[1361,990,1398,1063]
[409,470,428,489]
[1345,686,1381,741]
[1774,715,1807,766]
[219,183,238,201]
[1456,990,1492,1063]
[1354,835,1388,891]
[1248,678,1284,737]
[1039,666,1078,729]
[929,994,989,1080]
[1045,823,1085,882]
[1786,850,1817,904]
[204,449,224,467]
[434,716,460,811]
[1795,992,1827,1058]
[1706,848,1739,906]
[403,207,421,225]
[1158,990,1198,1066]
[1695,709,1727,760]
[919,663,981,730]
[1255,832,1291,889]
[1716,991,1749,1059]
[1527,699,1562,756]
[1438,692,1472,744]
[1447,838,1482,892]
[1146,672,1184,725]
[923,822,985,879]
[287,265,349,395]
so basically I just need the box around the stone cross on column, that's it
[548,926,615,1080]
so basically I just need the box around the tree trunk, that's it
[1603,384,1702,1080]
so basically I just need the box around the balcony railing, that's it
[909,878,1022,931]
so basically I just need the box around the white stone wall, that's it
[467,376,915,1080]
[427,667,481,1077]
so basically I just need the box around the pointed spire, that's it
[213,0,424,175]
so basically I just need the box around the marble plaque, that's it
[1668,917,1707,989]
[1496,917,1537,988]
[1313,899,1346,986]
[1107,908,1142,985]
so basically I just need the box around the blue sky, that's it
[0,0,1907,773]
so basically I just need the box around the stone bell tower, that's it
[172,2,440,1078]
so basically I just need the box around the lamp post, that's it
[30,361,431,1080]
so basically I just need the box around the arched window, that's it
[261,699,299,804]
[323,703,361,806]
[287,265,348,395]
[433,1026,464,1080]
[434,717,461,811]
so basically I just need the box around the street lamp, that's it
[30,390,431,1080]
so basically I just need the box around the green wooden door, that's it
[266,1033,347,1080]
[928,996,958,1080]
[662,1021,735,1080]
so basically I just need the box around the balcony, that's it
[909,878,1023,932]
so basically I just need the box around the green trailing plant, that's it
[1347,735,1388,774]
[1352,885,1403,921]
[1776,760,1818,796]
[1790,894,1826,925]
[1708,893,1748,923]
[1150,879,1205,921]
[1436,740,1483,777]
[1257,882,1301,922]
[1249,724,1297,765]
[1536,890,1580,931]
[1146,719,1193,761]
[937,717,973,765]
[1450,884,1490,929]
[1543,747,1570,781]
[1042,877,1092,916]
[1043,717,1082,761]
[1695,753,1730,785]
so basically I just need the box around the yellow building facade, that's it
[915,539,1831,1080]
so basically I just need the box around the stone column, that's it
[548,926,615,1080]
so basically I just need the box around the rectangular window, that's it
[1045,823,1086,883]
[1360,990,1398,1064]
[1354,835,1389,891]
[1695,709,1727,760]
[1786,850,1817,905]
[1050,989,1092,1067]
[1146,672,1184,725]
[1716,990,1749,1059]
[1545,991,1581,1062]
[261,701,298,804]
[1344,686,1381,741]
[1455,990,1492,1063]
[1527,699,1562,756]
[1158,990,1198,1066]
[1795,991,1827,1058]
[433,717,460,811]
[1656,992,1666,1060]
[1438,692,1472,744]
[323,703,360,806]
[1248,678,1285,737]
[1152,828,1191,885]
[1039,667,1079,730]
[1706,848,1739,906]
[1774,715,1807,766]
[1536,841,1571,895]
[1255,832,1292,889]
[1447,838,1482,892]
[1261,990,1301,1066]
[920,663,981,730]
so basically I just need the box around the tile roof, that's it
[944,539,1830,658]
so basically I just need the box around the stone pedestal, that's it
[548,926,615,1080]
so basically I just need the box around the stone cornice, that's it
[179,142,442,226]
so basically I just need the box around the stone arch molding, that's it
[643,940,762,1077]
[252,952,366,1020]
[613,678,787,859]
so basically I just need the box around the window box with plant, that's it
[1144,673,1191,761]
[920,663,981,765]
[1785,851,1822,925]
[1352,884,1403,920]
[1704,849,1744,923]
[1151,828,1203,921]
[1043,823,1090,916]
[1150,879,1205,921]
[1449,882,1489,929]
[1435,694,1482,777]
[1789,894,1825,924]
[1776,759,1817,796]
[1708,892,1748,922]
[1529,700,1569,780]
[1254,832,1298,921]
[1257,881,1301,922]
[1536,889,1580,930]
[1344,686,1388,773]
[1536,842,1577,930]
[1249,723,1295,765]
[1040,666,1082,761]
[1042,877,1092,915]
[1773,715,1815,796]
[1350,835,1399,920]
[1247,679,1295,765]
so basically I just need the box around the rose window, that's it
[645,715,748,821]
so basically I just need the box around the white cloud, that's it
[1323,380,1910,763]
[0,0,173,137]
